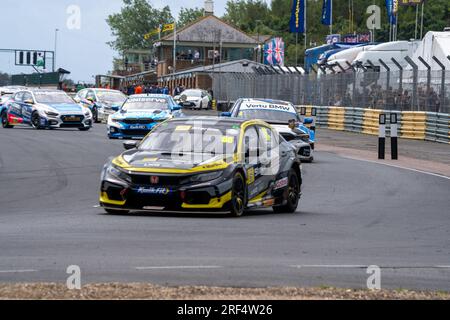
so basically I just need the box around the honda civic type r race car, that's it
[221,98,315,162]
[100,117,302,217]
[107,94,182,139]
[1,89,92,130]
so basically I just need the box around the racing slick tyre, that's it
[78,127,90,131]
[1,112,13,128]
[104,208,130,215]
[31,112,44,130]
[273,169,300,214]
[229,172,247,217]
[92,107,99,123]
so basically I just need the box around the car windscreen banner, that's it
[240,101,296,113]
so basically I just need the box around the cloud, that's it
[0,0,232,82]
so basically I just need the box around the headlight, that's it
[84,109,92,117]
[44,110,59,117]
[182,171,223,184]
[103,164,131,184]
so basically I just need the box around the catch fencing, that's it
[212,70,450,114]
[298,106,450,144]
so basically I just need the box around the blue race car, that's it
[1,88,92,131]
[221,98,316,161]
[107,94,182,139]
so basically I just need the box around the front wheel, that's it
[92,107,99,123]
[1,112,13,128]
[273,169,300,214]
[31,112,44,130]
[229,172,247,217]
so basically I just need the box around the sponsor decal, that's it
[130,124,147,129]
[175,125,192,132]
[128,97,167,103]
[221,136,235,144]
[247,167,255,184]
[241,102,295,113]
[274,177,288,190]
[136,187,170,195]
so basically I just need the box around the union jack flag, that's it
[264,40,274,65]
[264,38,284,66]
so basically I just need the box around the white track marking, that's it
[135,266,223,270]
[0,269,37,273]
[342,157,450,180]
[289,265,450,269]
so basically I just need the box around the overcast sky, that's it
[0,0,236,82]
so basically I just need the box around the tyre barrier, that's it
[297,106,450,144]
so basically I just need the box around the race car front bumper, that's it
[99,171,233,212]
[107,120,166,139]
[41,114,92,129]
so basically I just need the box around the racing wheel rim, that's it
[31,113,41,129]
[231,174,245,216]
[1,113,7,127]
[287,173,300,206]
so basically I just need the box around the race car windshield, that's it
[34,92,75,104]
[237,109,299,124]
[122,98,169,111]
[97,91,126,104]
[139,121,240,156]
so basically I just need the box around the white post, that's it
[420,2,424,39]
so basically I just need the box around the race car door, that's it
[256,125,279,193]
[21,92,34,124]
[8,92,25,123]
[243,125,265,201]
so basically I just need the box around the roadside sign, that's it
[15,50,46,68]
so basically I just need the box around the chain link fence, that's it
[212,70,450,113]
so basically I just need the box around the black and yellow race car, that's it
[99,117,302,217]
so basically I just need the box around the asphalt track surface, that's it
[1,121,449,291]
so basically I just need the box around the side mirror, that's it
[221,112,232,117]
[303,117,314,125]
[172,105,181,111]
[24,99,34,105]
[123,140,138,150]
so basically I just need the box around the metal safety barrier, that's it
[297,105,450,144]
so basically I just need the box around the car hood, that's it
[46,103,83,112]
[111,109,171,120]
[113,151,230,174]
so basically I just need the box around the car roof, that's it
[128,94,172,99]
[239,98,293,105]
[27,89,66,94]
[92,88,123,93]
[168,116,269,127]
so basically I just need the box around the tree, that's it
[178,7,204,28]
[222,0,450,65]
[106,0,173,52]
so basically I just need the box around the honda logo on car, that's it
[150,176,159,184]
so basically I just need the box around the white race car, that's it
[174,89,211,110]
